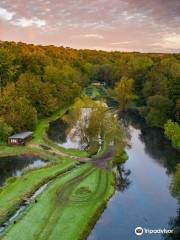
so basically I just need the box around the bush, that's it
[0,118,13,143]
[164,120,180,148]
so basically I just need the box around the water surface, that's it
[0,155,47,186]
[88,115,179,240]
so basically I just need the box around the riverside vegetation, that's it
[0,41,179,239]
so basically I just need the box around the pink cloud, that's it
[0,0,179,52]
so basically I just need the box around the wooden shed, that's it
[8,132,33,146]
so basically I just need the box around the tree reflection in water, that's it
[120,111,180,239]
[120,111,179,173]
[116,165,131,192]
[163,208,180,240]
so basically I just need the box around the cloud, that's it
[83,34,104,39]
[0,7,15,21]
[0,0,180,52]
[73,33,104,39]
[11,17,46,28]
[153,33,180,49]
[110,41,131,45]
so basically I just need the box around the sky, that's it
[0,0,180,53]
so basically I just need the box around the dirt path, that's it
[28,143,90,162]
[91,145,115,170]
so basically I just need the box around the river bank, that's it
[88,113,180,240]
[0,93,120,240]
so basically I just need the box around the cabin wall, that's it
[8,135,32,146]
[8,138,25,146]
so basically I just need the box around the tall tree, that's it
[109,77,137,111]
[0,118,13,142]
[0,48,19,93]
[140,95,173,128]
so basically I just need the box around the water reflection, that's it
[88,113,179,240]
[121,112,180,173]
[0,156,47,186]
[48,118,86,150]
[116,166,131,192]
[48,119,68,144]
[163,208,180,240]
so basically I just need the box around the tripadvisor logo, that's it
[135,226,174,236]
[135,227,143,236]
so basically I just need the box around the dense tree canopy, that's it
[109,77,137,111]
[0,41,179,143]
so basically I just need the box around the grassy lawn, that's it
[0,159,76,225]
[31,107,89,158]
[0,146,29,157]
[0,89,116,240]
[1,164,114,240]
[44,134,89,158]
[32,108,67,145]
[0,108,67,157]
[0,107,88,158]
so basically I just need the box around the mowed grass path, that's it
[0,159,76,224]
[2,164,114,240]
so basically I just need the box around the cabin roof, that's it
[9,131,33,140]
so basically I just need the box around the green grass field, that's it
[32,108,67,145]
[1,164,114,240]
[0,90,116,240]
[0,159,76,225]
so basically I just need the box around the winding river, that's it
[88,113,179,240]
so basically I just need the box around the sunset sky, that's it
[0,0,180,52]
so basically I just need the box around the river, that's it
[88,113,179,240]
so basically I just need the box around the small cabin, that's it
[8,132,33,146]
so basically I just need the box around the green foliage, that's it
[0,48,19,87]
[16,73,58,115]
[63,97,125,154]
[0,41,179,136]
[113,149,128,166]
[175,99,180,122]
[171,164,180,202]
[44,65,82,106]
[140,95,173,128]
[0,118,13,142]
[164,120,180,148]
[0,82,38,131]
[110,77,137,111]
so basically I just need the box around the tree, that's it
[171,164,180,202]
[63,96,126,155]
[140,95,173,128]
[110,77,137,111]
[142,71,168,99]
[164,120,180,149]
[16,73,58,116]
[44,65,82,106]
[0,48,19,93]
[0,118,13,142]
[2,97,37,132]
[175,99,180,122]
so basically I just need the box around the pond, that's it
[48,108,101,151]
[0,155,47,187]
[88,113,180,240]
[48,118,84,150]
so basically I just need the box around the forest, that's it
[0,41,179,148]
